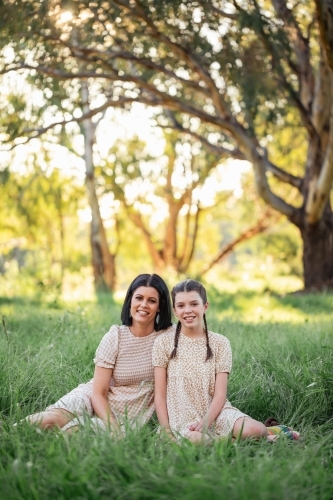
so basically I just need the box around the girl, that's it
[153,279,267,443]
[26,273,173,434]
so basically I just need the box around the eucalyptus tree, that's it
[96,130,274,275]
[1,0,333,288]
[79,80,117,291]
[98,131,224,274]
[0,72,116,291]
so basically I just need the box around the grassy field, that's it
[0,287,332,500]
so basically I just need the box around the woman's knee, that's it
[27,409,73,429]
[64,425,79,435]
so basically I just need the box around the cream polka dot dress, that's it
[152,329,247,439]
[46,324,175,431]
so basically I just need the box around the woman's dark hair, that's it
[121,274,172,331]
[170,279,213,361]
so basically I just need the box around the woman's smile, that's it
[130,286,159,324]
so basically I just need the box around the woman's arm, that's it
[189,372,228,431]
[91,366,118,429]
[154,366,175,440]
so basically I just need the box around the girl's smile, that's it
[174,290,208,334]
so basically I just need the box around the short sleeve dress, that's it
[152,329,247,439]
[46,324,175,431]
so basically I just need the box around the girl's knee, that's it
[233,418,267,439]
[248,421,267,438]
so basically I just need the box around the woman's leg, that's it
[24,381,94,430]
[61,415,107,434]
[232,417,267,440]
[25,409,74,429]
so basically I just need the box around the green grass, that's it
[0,289,333,500]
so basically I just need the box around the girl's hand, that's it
[188,420,204,432]
[160,427,177,442]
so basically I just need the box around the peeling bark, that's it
[81,81,116,291]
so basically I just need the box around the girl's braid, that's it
[203,313,213,361]
[170,321,182,359]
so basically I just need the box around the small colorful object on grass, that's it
[266,425,300,442]
[264,417,300,442]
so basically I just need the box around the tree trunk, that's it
[163,202,181,269]
[86,172,116,291]
[300,217,333,289]
[81,81,116,292]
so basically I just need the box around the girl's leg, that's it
[232,417,267,440]
[25,409,74,429]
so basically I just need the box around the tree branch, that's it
[66,44,211,97]
[271,0,314,110]
[250,148,298,218]
[1,95,137,150]
[164,112,304,190]
[124,204,165,269]
[163,111,246,160]
[199,211,278,276]
[266,159,303,191]
[247,2,315,134]
[127,0,230,119]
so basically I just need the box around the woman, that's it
[27,273,173,433]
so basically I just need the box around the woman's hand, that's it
[154,366,171,430]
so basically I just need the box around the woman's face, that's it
[130,286,160,327]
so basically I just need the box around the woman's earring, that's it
[156,313,160,324]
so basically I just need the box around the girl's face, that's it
[173,290,208,329]
[130,286,160,326]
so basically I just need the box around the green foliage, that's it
[1,0,327,287]
[0,290,332,499]
[0,0,315,151]
[0,154,87,292]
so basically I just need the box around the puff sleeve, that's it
[152,334,170,368]
[93,325,119,369]
[215,335,232,374]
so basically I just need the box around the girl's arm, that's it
[189,372,228,432]
[91,366,119,430]
[154,366,175,440]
